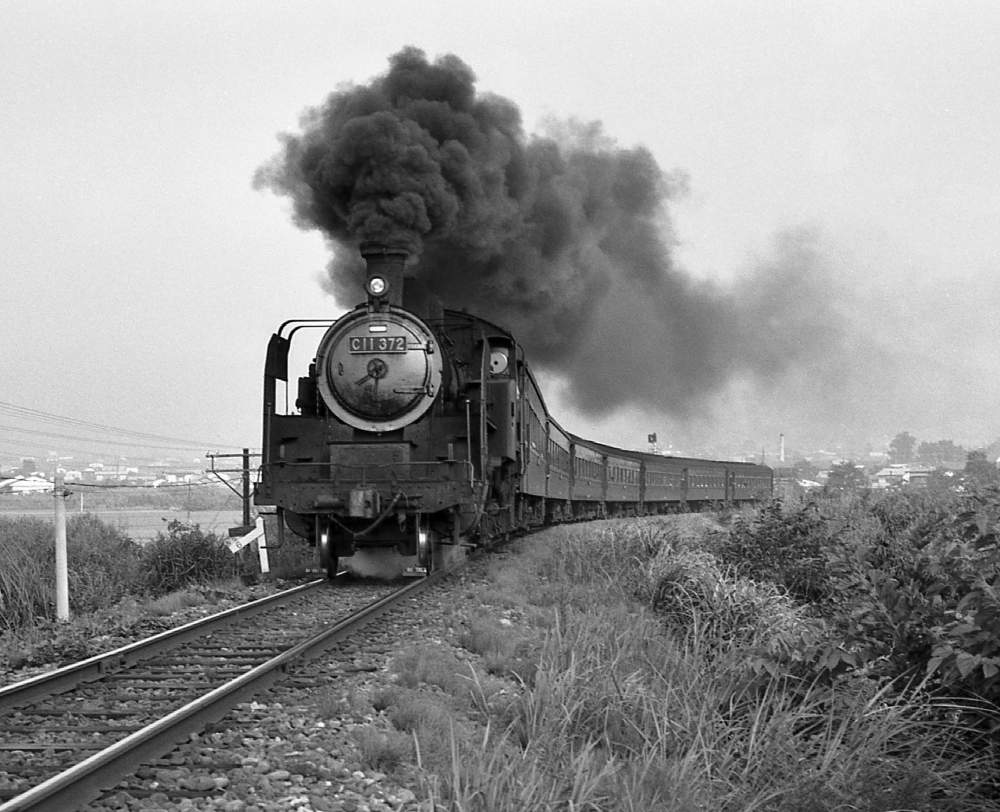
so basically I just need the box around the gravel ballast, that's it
[76,559,506,812]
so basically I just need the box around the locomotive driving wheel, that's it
[416,515,433,574]
[318,518,338,579]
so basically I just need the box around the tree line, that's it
[786,431,1000,495]
[823,455,997,494]
[888,431,1000,469]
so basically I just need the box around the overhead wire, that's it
[0,400,248,462]
[0,480,223,496]
[0,437,204,466]
[0,401,238,449]
[0,424,220,452]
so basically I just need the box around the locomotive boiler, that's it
[255,243,773,579]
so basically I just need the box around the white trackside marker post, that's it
[226,516,269,574]
[54,473,70,621]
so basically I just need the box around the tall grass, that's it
[400,517,1000,810]
[0,515,143,630]
[0,510,321,672]
[0,514,307,636]
[432,625,998,809]
[0,517,52,630]
[63,514,145,612]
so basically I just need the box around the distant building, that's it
[871,464,935,490]
[771,465,823,497]
[0,475,54,494]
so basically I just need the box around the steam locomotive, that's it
[255,244,773,578]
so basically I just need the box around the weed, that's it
[391,643,474,696]
[458,611,540,684]
[351,725,413,772]
[310,686,369,720]
[142,590,207,617]
[385,689,450,733]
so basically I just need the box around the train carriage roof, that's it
[569,435,772,474]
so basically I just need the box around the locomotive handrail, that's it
[260,458,477,485]
[276,318,337,339]
[261,459,472,470]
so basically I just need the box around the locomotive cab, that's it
[478,336,520,464]
[475,336,522,518]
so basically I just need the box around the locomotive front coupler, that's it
[349,491,410,541]
[348,487,381,518]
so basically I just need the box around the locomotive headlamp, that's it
[366,276,388,297]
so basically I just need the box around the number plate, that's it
[349,335,407,353]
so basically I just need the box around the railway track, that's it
[0,569,453,812]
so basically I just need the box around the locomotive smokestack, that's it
[360,242,408,307]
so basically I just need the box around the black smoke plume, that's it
[255,47,844,418]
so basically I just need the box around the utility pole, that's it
[207,449,260,531]
[53,473,70,621]
[242,448,251,527]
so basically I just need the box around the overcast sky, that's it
[2,1,998,464]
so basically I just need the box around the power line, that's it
[0,400,244,450]
[69,481,225,491]
[0,424,218,452]
[0,435,207,465]
[0,480,225,495]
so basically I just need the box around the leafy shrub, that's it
[772,488,1000,709]
[868,489,952,539]
[718,499,832,604]
[723,489,1000,711]
[142,520,242,594]
[905,487,1000,702]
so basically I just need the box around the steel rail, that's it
[0,578,327,711]
[0,570,445,812]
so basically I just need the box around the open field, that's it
[0,508,247,543]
